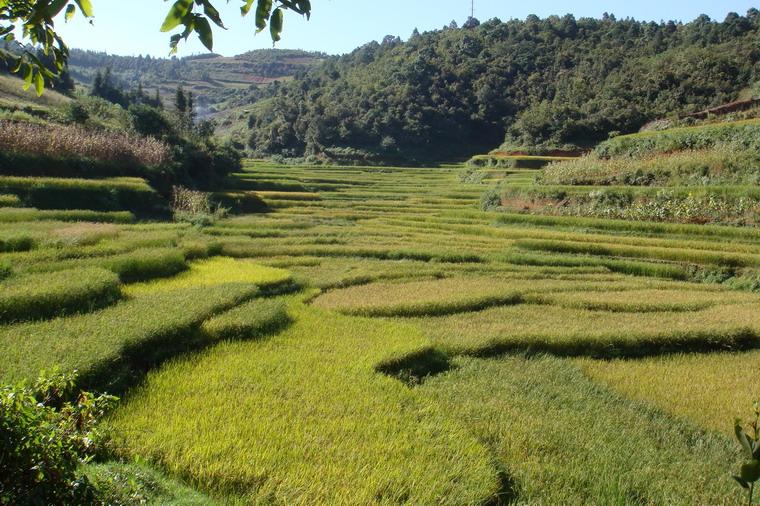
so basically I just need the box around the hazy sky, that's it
[55,1,758,57]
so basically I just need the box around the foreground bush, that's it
[0,268,121,324]
[0,371,116,505]
[0,232,34,252]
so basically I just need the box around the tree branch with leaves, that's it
[0,0,311,94]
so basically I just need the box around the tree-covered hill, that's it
[246,11,760,164]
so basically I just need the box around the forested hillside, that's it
[246,11,760,164]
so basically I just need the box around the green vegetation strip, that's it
[0,283,261,390]
[0,268,120,324]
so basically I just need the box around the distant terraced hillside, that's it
[67,48,326,143]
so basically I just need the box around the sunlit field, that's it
[2,160,759,504]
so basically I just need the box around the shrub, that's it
[0,370,116,505]
[733,402,760,505]
[202,298,290,341]
[0,232,34,252]
[171,186,228,227]
[0,268,121,323]
[0,261,10,280]
[0,194,20,207]
[480,188,502,211]
[128,104,174,139]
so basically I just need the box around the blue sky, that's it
[55,1,758,57]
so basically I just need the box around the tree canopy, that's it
[0,0,311,94]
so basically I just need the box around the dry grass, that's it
[0,120,170,167]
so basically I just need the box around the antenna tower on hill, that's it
[471,0,475,18]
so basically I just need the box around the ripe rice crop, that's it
[47,223,120,247]
[26,248,188,283]
[124,257,291,296]
[0,175,166,214]
[419,302,760,357]
[202,298,289,342]
[515,238,760,267]
[0,207,135,223]
[494,212,760,241]
[0,120,170,168]
[529,288,758,312]
[313,277,528,317]
[107,298,501,504]
[0,283,261,389]
[577,350,760,435]
[421,355,739,504]
[0,267,120,323]
[0,232,34,252]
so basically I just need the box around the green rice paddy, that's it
[2,159,758,504]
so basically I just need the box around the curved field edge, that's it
[107,296,503,504]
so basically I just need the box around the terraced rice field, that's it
[2,160,759,504]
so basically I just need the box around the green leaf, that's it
[74,0,94,17]
[736,424,754,459]
[34,71,44,96]
[65,5,76,22]
[201,1,225,28]
[161,0,194,32]
[296,0,311,19]
[269,7,283,43]
[733,475,750,489]
[241,0,256,16]
[22,66,33,91]
[255,0,273,31]
[194,16,213,51]
[740,460,760,483]
[46,0,70,18]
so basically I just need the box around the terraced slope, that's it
[2,160,759,504]
[497,118,760,226]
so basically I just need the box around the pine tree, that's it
[175,86,187,114]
